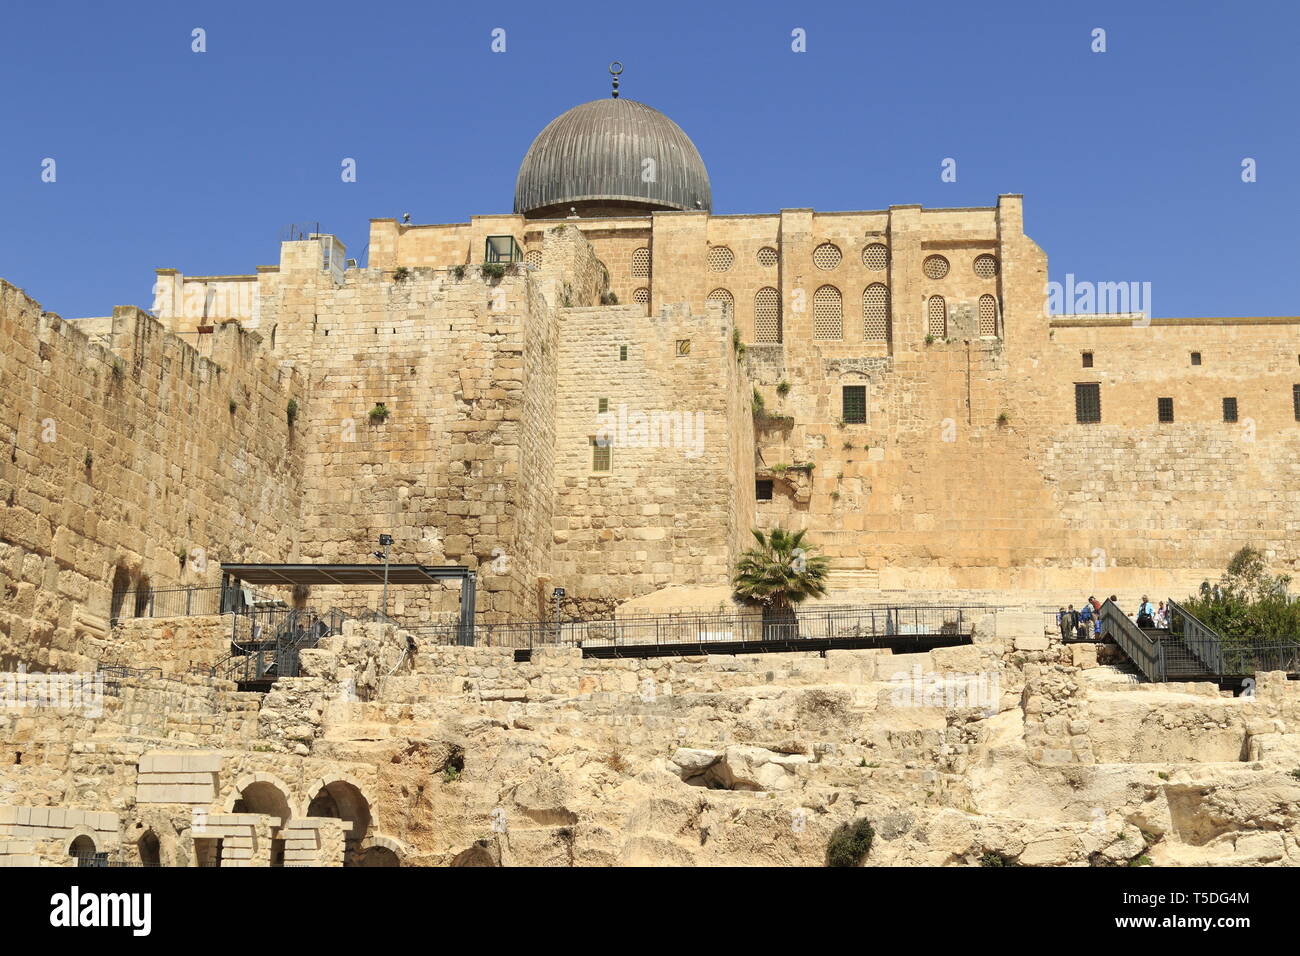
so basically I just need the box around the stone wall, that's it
[0,283,304,671]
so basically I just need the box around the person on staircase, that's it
[1077,601,1094,640]
[1136,595,1155,629]
[1155,601,1169,628]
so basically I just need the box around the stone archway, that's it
[306,777,373,866]
[227,772,297,867]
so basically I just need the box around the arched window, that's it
[812,286,843,340]
[706,288,733,318]
[978,294,999,336]
[863,284,890,342]
[754,287,782,343]
[927,296,947,339]
[631,247,650,278]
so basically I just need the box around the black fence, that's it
[406,604,977,651]
[110,584,286,625]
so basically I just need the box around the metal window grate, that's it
[1293,384,1300,421]
[755,479,774,501]
[842,385,867,424]
[1082,351,1094,368]
[1075,383,1101,423]
[598,397,608,414]
[1222,397,1238,423]
[591,437,611,472]
[619,345,628,361]
[1158,397,1174,423]
[1191,352,1202,366]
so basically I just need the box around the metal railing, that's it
[1100,599,1164,681]
[406,604,976,651]
[209,607,347,683]
[1165,598,1224,676]
[110,583,285,625]
[1219,641,1300,675]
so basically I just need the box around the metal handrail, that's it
[1165,598,1224,675]
[1100,599,1165,681]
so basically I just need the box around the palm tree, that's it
[732,528,830,639]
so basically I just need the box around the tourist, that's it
[1089,595,1101,614]
[1137,595,1155,629]
[1077,601,1093,640]
[1064,604,1079,639]
[1057,606,1070,641]
[1156,602,1168,628]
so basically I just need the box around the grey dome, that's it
[514,98,711,218]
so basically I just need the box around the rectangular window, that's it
[619,345,628,361]
[1190,352,1202,366]
[1158,397,1174,423]
[756,479,774,501]
[676,339,691,357]
[1294,384,1300,421]
[591,437,610,472]
[1222,397,1238,423]
[842,386,867,424]
[1081,352,1094,368]
[597,398,608,414]
[1074,383,1101,424]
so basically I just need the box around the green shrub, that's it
[369,402,390,423]
[980,851,1019,867]
[480,262,506,280]
[776,380,791,397]
[752,388,766,416]
[450,265,466,280]
[392,266,411,282]
[825,818,874,867]
[286,398,299,426]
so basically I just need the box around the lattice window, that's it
[706,288,733,317]
[927,296,947,338]
[1294,384,1300,421]
[978,294,998,336]
[756,479,774,501]
[813,243,842,271]
[1075,383,1101,424]
[707,246,734,272]
[591,437,611,472]
[863,284,889,342]
[813,285,843,339]
[1222,397,1238,423]
[633,287,650,304]
[973,254,998,278]
[923,255,949,279]
[757,246,779,267]
[631,247,650,278]
[754,287,782,343]
[863,243,889,271]
[1158,397,1174,423]
[524,249,543,269]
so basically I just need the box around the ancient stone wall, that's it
[0,283,305,671]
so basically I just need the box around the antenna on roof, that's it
[609,61,622,98]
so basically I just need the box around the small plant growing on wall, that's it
[111,357,125,382]
[842,441,854,450]
[176,547,188,568]
[287,398,299,426]
[560,282,573,308]
[600,290,619,305]
[228,398,237,414]
[369,403,390,423]
[83,450,93,469]
[450,265,466,281]
[480,262,506,281]
[732,328,746,359]
[752,388,766,416]
[776,380,791,397]
[925,334,935,346]
[996,411,1010,427]
[392,266,411,282]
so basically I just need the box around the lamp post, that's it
[376,534,393,619]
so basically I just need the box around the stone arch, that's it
[109,565,132,623]
[358,835,407,868]
[138,829,161,866]
[67,829,102,867]
[306,774,376,865]
[226,772,298,822]
[133,572,152,618]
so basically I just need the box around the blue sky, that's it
[1,0,1296,319]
